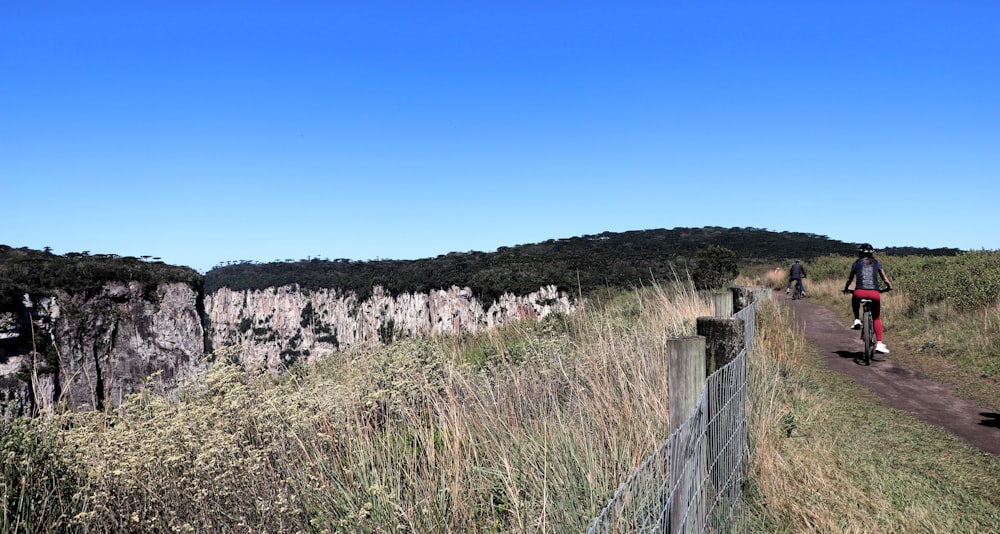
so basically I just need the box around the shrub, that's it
[810,251,1000,312]
[693,245,739,290]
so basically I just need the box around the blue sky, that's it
[3,2,998,273]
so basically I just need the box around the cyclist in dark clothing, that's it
[843,243,893,354]
[786,260,807,296]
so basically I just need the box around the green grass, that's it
[748,355,1000,532]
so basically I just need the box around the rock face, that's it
[1,281,575,415]
[0,282,205,417]
[205,284,575,370]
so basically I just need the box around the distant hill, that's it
[203,227,960,302]
[1,229,962,304]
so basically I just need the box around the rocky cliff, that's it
[0,282,205,417]
[1,281,575,415]
[205,284,576,370]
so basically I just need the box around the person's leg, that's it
[871,297,884,342]
[854,289,887,351]
[872,297,889,352]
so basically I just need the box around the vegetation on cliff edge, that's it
[0,245,202,303]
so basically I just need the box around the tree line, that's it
[2,227,961,307]
[205,227,950,302]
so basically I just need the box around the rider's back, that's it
[851,257,881,290]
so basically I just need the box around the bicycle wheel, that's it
[862,310,875,365]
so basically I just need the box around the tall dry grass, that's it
[5,279,721,533]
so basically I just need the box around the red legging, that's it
[852,289,883,342]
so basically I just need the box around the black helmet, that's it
[858,243,875,256]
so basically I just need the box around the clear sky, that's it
[3,2,998,273]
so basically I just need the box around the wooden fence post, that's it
[730,286,755,313]
[668,336,707,433]
[697,317,746,375]
[667,336,706,533]
[697,316,746,510]
[712,292,733,318]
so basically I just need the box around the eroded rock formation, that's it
[1,281,575,415]
[205,284,575,370]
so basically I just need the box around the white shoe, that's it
[851,319,862,330]
[786,288,790,294]
[875,342,890,354]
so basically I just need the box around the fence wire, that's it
[587,299,757,534]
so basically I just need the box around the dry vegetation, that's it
[5,280,716,533]
[5,267,1000,533]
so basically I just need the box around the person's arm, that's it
[879,268,892,290]
[844,265,855,292]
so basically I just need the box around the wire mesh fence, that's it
[587,296,757,533]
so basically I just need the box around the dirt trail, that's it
[777,291,1000,457]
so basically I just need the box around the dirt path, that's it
[777,291,1000,457]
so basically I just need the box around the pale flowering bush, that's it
[57,363,306,532]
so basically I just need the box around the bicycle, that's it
[791,279,805,300]
[787,277,806,299]
[844,287,891,365]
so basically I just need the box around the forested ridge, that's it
[203,227,960,302]
[2,227,961,304]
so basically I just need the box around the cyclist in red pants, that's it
[844,243,893,353]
